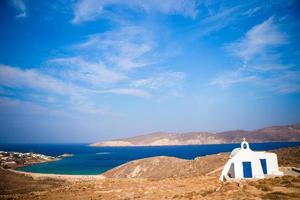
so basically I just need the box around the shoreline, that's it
[9,143,300,178]
[7,168,105,181]
[15,153,74,171]
[17,157,61,168]
[90,140,300,147]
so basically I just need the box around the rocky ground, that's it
[0,147,299,200]
[273,147,300,168]
[0,168,66,196]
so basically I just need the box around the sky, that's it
[0,0,299,143]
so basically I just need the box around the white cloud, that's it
[243,6,262,17]
[129,71,186,99]
[0,64,69,94]
[72,0,199,24]
[202,6,240,24]
[190,6,242,38]
[212,18,300,94]
[211,65,300,94]
[211,68,257,88]
[0,64,98,112]
[49,57,127,85]
[74,26,156,70]
[132,0,198,18]
[0,64,151,117]
[131,71,186,89]
[71,0,104,24]
[99,88,151,98]
[12,0,27,18]
[263,70,300,94]
[0,0,189,117]
[225,17,287,63]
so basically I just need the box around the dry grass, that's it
[0,168,65,195]
[262,191,300,200]
[272,147,300,168]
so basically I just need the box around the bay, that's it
[0,142,299,175]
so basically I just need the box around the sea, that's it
[0,142,299,175]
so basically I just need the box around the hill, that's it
[91,124,300,146]
[102,153,228,179]
[102,147,300,179]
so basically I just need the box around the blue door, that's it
[242,162,253,178]
[260,159,267,174]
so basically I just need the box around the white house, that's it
[220,139,283,181]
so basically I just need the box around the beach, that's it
[8,169,105,181]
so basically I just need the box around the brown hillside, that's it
[91,124,300,146]
[103,153,229,179]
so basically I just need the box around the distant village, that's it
[0,151,56,169]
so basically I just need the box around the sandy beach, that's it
[8,169,106,181]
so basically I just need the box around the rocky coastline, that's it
[0,151,65,169]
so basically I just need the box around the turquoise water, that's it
[0,142,299,175]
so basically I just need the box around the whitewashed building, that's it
[220,139,283,181]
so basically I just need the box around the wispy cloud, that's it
[202,6,240,24]
[12,0,27,18]
[225,17,287,63]
[130,71,186,98]
[242,6,262,17]
[188,5,242,38]
[131,71,186,90]
[263,70,300,94]
[1,1,188,119]
[49,57,127,85]
[71,0,199,24]
[0,64,70,95]
[0,64,95,111]
[0,57,184,115]
[0,64,143,116]
[99,88,151,98]
[75,26,156,70]
[45,23,185,101]
[212,17,300,94]
[211,68,257,88]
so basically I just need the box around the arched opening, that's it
[241,141,249,150]
[227,163,235,178]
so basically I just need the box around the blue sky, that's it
[0,0,299,143]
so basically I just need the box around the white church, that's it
[220,139,283,181]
